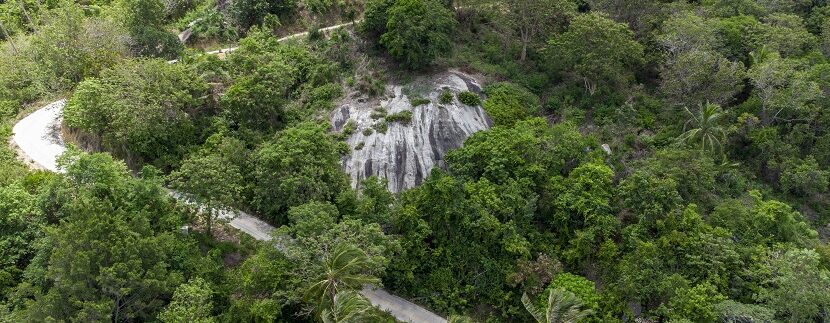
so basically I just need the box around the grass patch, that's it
[355,142,365,150]
[363,128,374,136]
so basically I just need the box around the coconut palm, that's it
[678,103,727,157]
[304,243,380,317]
[521,288,593,323]
[320,290,381,323]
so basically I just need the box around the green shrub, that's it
[0,100,18,119]
[386,110,413,124]
[457,91,481,106]
[481,82,541,126]
[355,142,365,150]
[342,119,357,136]
[440,90,453,104]
[371,107,387,119]
[363,128,374,136]
[372,120,388,134]
[410,97,431,106]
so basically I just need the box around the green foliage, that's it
[386,110,413,124]
[121,0,183,59]
[410,97,430,106]
[223,31,339,129]
[448,118,587,189]
[710,191,817,247]
[230,0,296,31]
[251,122,348,224]
[662,282,726,322]
[158,278,216,323]
[370,107,387,119]
[522,288,593,323]
[372,120,388,134]
[457,91,481,106]
[363,128,374,136]
[64,59,208,169]
[362,0,395,36]
[168,134,246,237]
[659,50,746,108]
[547,12,644,96]
[546,273,600,310]
[439,90,453,104]
[757,248,830,322]
[482,82,540,126]
[183,8,239,44]
[0,183,41,298]
[11,151,215,321]
[779,156,829,196]
[380,0,457,69]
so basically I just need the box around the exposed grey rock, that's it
[332,70,492,193]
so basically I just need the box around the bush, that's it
[363,128,374,136]
[355,142,365,150]
[440,90,453,104]
[386,110,413,124]
[372,120,388,134]
[410,97,431,106]
[457,91,481,106]
[251,122,348,224]
[371,107,387,120]
[481,82,541,127]
[342,119,357,136]
[230,0,297,31]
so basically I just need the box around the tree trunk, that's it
[17,0,36,31]
[0,21,17,54]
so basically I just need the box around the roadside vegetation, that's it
[2,0,830,322]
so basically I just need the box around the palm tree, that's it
[320,290,381,323]
[304,243,380,318]
[521,288,593,323]
[678,103,727,157]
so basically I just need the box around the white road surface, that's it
[10,21,445,323]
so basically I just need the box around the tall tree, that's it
[168,134,245,238]
[547,12,644,96]
[486,0,576,61]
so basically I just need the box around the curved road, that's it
[10,23,445,323]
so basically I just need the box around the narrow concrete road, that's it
[10,22,445,323]
[12,99,66,172]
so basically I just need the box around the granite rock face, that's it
[331,70,492,193]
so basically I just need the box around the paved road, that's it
[12,99,66,172]
[10,22,445,323]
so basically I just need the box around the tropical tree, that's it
[304,244,380,316]
[678,103,727,157]
[320,290,381,323]
[521,288,593,323]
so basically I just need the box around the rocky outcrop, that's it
[331,70,492,193]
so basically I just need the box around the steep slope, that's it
[332,70,492,193]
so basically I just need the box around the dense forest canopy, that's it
[2,0,830,322]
